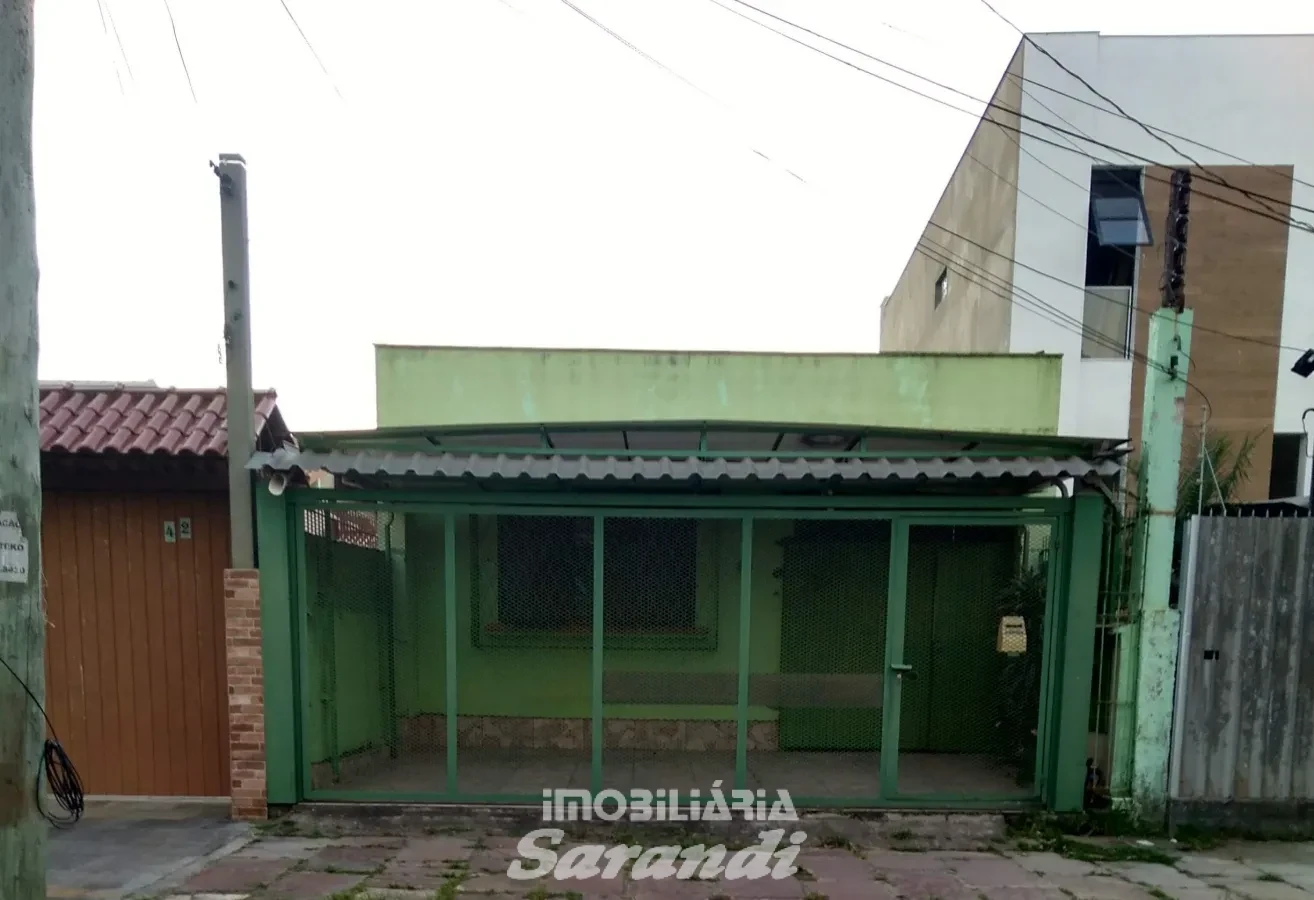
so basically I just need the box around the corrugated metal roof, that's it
[249,447,1121,483]
[40,384,287,457]
[300,419,1124,458]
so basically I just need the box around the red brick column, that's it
[225,568,267,821]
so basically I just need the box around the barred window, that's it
[493,516,698,633]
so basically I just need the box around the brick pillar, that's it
[225,568,267,820]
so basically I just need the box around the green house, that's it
[250,348,1117,812]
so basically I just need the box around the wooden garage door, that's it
[42,491,232,797]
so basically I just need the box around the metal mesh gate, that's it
[293,502,1064,805]
[301,507,401,793]
[897,522,1054,799]
[766,520,890,801]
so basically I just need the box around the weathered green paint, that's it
[256,491,298,805]
[303,536,392,765]
[735,518,754,789]
[375,345,1062,435]
[1131,309,1194,823]
[591,515,604,794]
[1032,516,1065,804]
[1109,622,1138,799]
[273,488,1097,810]
[1052,493,1103,812]
[444,515,458,795]
[293,513,315,799]
[881,521,909,798]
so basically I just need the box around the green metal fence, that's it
[1088,506,1149,804]
[291,499,1073,808]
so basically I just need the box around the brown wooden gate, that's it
[42,491,231,797]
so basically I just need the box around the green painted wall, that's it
[374,346,1061,434]
[304,534,392,763]
[393,515,790,723]
[304,514,1047,744]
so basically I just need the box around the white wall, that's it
[1010,33,1314,439]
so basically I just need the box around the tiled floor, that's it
[323,749,1029,798]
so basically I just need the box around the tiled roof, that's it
[39,383,287,457]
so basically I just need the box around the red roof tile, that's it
[39,383,288,457]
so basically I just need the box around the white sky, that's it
[33,0,1314,431]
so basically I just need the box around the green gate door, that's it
[889,522,1050,799]
[778,524,889,751]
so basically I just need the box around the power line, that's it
[916,239,1144,365]
[707,0,1314,227]
[102,0,134,83]
[162,0,197,102]
[555,0,810,184]
[1005,73,1100,159]
[916,240,1111,352]
[918,235,1123,354]
[976,0,1298,221]
[94,0,125,95]
[915,238,1214,419]
[693,0,1301,360]
[694,0,1226,414]
[277,0,344,100]
[986,112,1314,236]
[558,0,717,100]
[959,137,1308,355]
[1011,74,1314,193]
[924,214,1307,354]
[708,0,1300,320]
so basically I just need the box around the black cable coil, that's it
[1,655,84,826]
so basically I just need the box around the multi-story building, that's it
[880,33,1314,501]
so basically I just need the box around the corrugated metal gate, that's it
[41,491,232,797]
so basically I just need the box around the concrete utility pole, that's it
[1130,169,1194,823]
[0,1,46,897]
[216,154,256,569]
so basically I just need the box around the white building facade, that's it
[882,33,1314,501]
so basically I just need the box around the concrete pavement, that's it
[46,800,250,900]
[123,818,1314,900]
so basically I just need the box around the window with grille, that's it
[491,515,700,635]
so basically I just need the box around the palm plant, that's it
[1175,433,1257,517]
[1125,431,1257,518]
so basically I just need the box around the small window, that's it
[934,268,949,308]
[490,515,700,637]
[1090,168,1152,247]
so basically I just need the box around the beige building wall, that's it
[880,44,1023,352]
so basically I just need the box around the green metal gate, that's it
[285,495,1085,809]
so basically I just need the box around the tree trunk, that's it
[0,1,44,898]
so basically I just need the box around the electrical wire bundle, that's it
[0,654,85,826]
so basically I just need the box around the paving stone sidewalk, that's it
[135,824,1314,900]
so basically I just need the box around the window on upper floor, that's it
[934,268,948,309]
[1090,168,1153,248]
[1082,168,1147,360]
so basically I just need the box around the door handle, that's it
[890,663,913,673]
